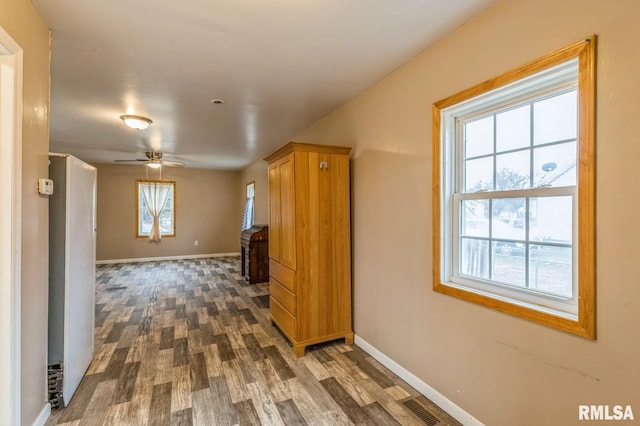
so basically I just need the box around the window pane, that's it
[160,190,174,233]
[491,198,525,240]
[533,90,577,145]
[465,116,493,158]
[492,241,526,287]
[461,199,489,237]
[464,157,493,192]
[140,200,152,234]
[460,238,489,279]
[496,150,530,190]
[529,196,572,244]
[496,105,530,152]
[529,245,572,297]
[533,141,576,187]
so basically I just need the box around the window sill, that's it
[433,279,594,339]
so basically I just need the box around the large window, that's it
[137,180,176,238]
[433,37,595,338]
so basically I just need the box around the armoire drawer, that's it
[270,279,296,315]
[270,296,296,338]
[269,260,296,292]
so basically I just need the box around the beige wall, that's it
[96,164,243,261]
[293,0,640,424]
[240,159,269,225]
[0,0,50,423]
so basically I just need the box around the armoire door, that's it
[268,164,281,263]
[268,154,296,270]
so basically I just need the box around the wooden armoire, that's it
[265,142,353,357]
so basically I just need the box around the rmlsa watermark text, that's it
[579,405,634,421]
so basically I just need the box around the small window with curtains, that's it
[137,180,176,240]
[432,37,596,338]
[242,181,255,231]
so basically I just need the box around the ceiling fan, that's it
[114,151,185,168]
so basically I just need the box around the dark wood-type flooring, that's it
[46,257,460,425]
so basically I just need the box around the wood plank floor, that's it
[46,257,460,426]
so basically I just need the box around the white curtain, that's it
[241,196,254,231]
[140,182,172,242]
[242,183,255,231]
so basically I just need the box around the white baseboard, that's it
[354,335,484,426]
[96,252,240,265]
[32,402,51,426]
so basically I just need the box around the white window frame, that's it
[443,61,578,317]
[432,37,596,338]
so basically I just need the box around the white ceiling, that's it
[32,0,496,169]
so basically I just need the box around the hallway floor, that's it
[46,257,459,425]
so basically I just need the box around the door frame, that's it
[0,25,23,426]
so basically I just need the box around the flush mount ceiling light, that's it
[119,114,152,130]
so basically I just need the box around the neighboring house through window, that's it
[432,37,596,338]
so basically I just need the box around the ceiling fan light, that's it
[120,114,152,130]
[146,162,162,169]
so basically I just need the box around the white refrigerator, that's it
[48,153,97,407]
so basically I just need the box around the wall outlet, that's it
[194,240,199,246]
[38,178,54,195]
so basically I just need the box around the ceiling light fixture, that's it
[146,162,162,169]
[120,114,152,130]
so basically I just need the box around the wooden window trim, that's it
[136,179,177,238]
[246,180,255,200]
[432,36,596,338]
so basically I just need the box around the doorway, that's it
[0,25,23,426]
